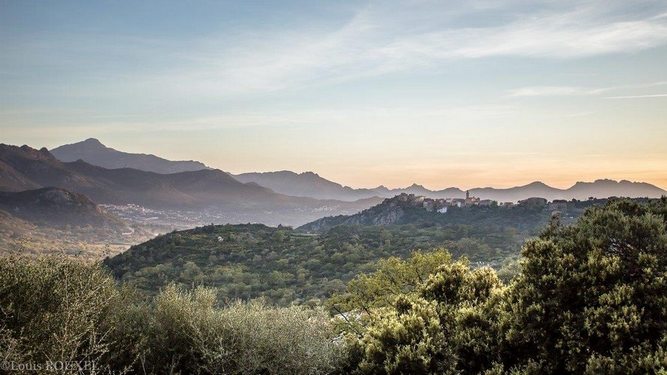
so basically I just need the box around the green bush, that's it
[0,257,345,374]
[350,260,503,374]
[134,285,345,374]
[0,255,123,374]
[328,250,453,313]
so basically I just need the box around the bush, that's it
[350,260,503,374]
[134,285,345,374]
[0,257,346,374]
[328,250,453,314]
[0,255,122,374]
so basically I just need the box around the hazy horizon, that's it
[9,136,664,192]
[2,1,667,189]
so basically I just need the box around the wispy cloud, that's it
[114,1,667,96]
[606,93,667,99]
[508,81,667,97]
[4,1,667,98]
[378,13,667,61]
[508,86,607,97]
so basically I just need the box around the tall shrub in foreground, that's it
[348,258,504,374]
[0,255,122,373]
[0,257,346,374]
[500,198,667,373]
[135,285,345,374]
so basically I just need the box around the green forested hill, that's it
[105,221,528,305]
[104,200,574,305]
[105,196,651,305]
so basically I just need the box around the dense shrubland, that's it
[104,197,618,306]
[1,198,665,374]
[0,257,343,374]
[105,218,532,306]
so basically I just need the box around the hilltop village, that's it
[392,192,564,213]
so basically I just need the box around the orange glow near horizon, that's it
[288,169,667,191]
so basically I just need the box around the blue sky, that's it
[2,0,667,189]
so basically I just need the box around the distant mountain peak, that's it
[10,144,58,161]
[300,171,321,178]
[64,138,107,151]
[82,137,103,145]
[51,139,210,174]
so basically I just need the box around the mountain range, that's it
[45,139,666,203]
[0,144,265,206]
[0,143,379,226]
[1,138,663,228]
[233,171,388,201]
[51,138,209,174]
[234,172,665,202]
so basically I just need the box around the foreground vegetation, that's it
[0,256,343,374]
[1,198,665,374]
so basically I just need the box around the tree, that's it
[328,250,453,315]
[500,198,667,374]
[348,257,504,374]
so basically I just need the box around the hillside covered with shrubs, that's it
[104,197,617,305]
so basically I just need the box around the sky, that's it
[1,0,667,190]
